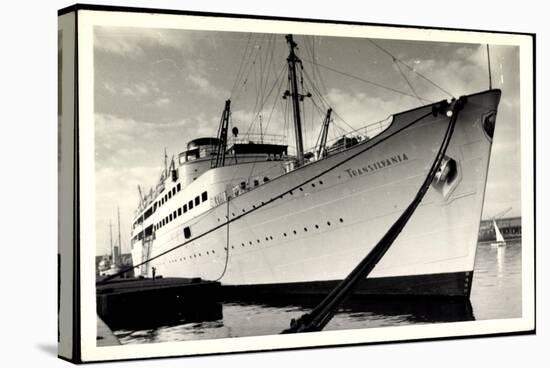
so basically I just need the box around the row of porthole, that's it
[167,216,344,264]
[220,217,345,251]
[216,180,327,222]
[167,248,218,264]
[282,218,344,237]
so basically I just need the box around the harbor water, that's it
[113,240,522,344]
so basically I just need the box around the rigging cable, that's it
[214,198,231,281]
[302,68,358,133]
[230,33,253,97]
[232,34,266,102]
[394,60,424,105]
[302,58,433,103]
[367,39,455,99]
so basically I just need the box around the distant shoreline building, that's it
[478,216,521,242]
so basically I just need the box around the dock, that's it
[97,277,222,331]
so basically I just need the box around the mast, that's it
[164,148,168,177]
[116,206,121,267]
[316,108,332,159]
[259,114,263,144]
[486,44,492,90]
[284,34,310,166]
[213,99,231,168]
[109,220,113,262]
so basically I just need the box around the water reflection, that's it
[113,240,521,344]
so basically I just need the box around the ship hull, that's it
[132,89,501,298]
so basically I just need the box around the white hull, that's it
[131,90,501,297]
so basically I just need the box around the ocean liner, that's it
[130,35,501,298]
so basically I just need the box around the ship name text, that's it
[345,153,409,178]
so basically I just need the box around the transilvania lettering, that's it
[345,153,409,178]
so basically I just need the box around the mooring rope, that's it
[214,198,231,282]
[281,96,466,333]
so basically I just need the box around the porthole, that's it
[299,188,303,192]
[283,233,287,237]
[265,237,269,241]
[339,218,344,223]
[241,243,245,247]
[327,221,331,226]
[319,180,324,185]
[257,239,260,243]
[207,251,210,255]
[269,236,273,240]
[311,183,316,188]
[293,230,297,234]
[315,224,319,229]
[183,226,191,239]
[249,241,252,245]
[231,246,234,249]
[290,191,293,195]
[212,250,215,254]
[242,209,245,213]
[252,205,256,209]
[304,227,308,232]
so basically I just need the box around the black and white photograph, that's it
[55,4,535,363]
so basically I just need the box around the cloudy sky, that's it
[94,27,520,255]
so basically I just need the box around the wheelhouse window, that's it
[169,214,173,221]
[195,196,200,206]
[188,200,194,210]
[178,208,182,216]
[201,191,208,202]
[183,204,187,213]
[177,183,181,192]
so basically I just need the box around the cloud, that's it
[94,27,194,57]
[154,97,171,106]
[95,113,190,168]
[96,165,161,255]
[185,65,230,100]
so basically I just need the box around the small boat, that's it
[491,219,507,247]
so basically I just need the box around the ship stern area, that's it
[222,90,501,303]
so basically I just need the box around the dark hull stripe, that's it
[221,271,473,298]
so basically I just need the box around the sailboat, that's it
[129,34,501,298]
[491,219,507,247]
